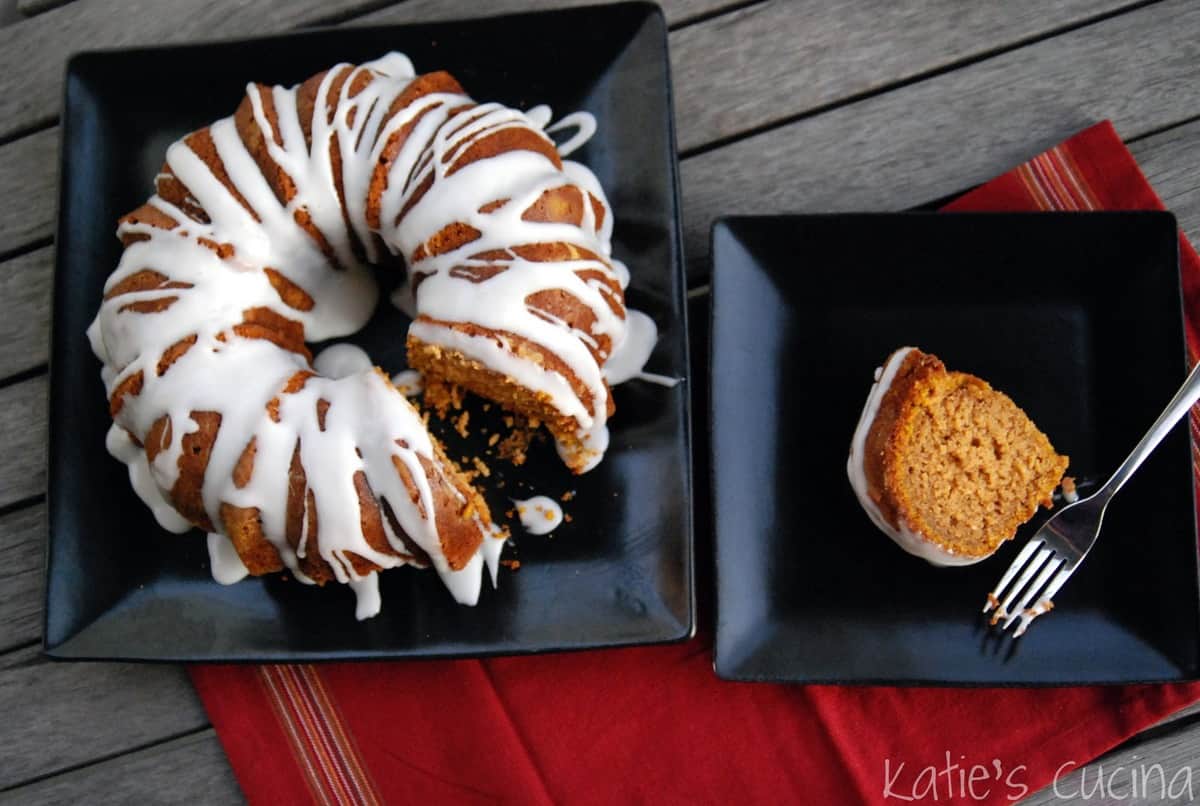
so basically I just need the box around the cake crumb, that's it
[472,456,491,478]
[497,427,534,466]
[500,559,520,570]
[1061,476,1078,503]
[454,410,470,438]
[423,379,465,417]
[488,433,500,447]
[563,513,573,523]
[561,490,576,502]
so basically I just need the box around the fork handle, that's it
[1099,357,1200,500]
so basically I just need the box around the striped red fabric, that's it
[192,121,1200,805]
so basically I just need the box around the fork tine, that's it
[991,546,1053,625]
[1012,565,1074,637]
[1001,555,1063,631]
[983,540,1041,614]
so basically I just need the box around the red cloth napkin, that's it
[191,121,1200,806]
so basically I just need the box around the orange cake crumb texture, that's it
[868,350,1069,558]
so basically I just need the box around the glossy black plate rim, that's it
[44,1,694,662]
[708,211,1199,687]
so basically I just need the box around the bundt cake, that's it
[846,347,1069,565]
[87,53,653,618]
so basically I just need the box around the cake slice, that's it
[847,347,1069,565]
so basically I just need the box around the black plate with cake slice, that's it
[45,2,694,662]
[709,212,1200,685]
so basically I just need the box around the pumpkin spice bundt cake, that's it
[88,53,654,618]
[847,348,1069,565]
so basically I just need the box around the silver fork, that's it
[983,358,1200,637]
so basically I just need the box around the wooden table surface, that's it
[2,0,1200,803]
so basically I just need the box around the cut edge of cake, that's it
[848,347,1069,565]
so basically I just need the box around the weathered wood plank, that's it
[680,0,1200,276]
[0,503,44,653]
[1024,713,1200,805]
[0,129,56,253]
[0,0,388,140]
[0,0,727,143]
[358,0,735,27]
[0,729,241,805]
[1132,118,1200,239]
[0,244,53,378]
[0,644,209,789]
[670,0,1139,152]
[0,376,47,507]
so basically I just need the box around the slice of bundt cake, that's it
[847,347,1069,565]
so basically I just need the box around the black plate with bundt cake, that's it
[45,3,694,662]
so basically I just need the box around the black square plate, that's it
[46,2,693,661]
[710,213,1199,685]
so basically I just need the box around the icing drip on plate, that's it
[313,343,374,379]
[512,496,564,535]
[207,532,250,585]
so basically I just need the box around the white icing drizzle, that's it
[390,369,423,397]
[546,111,597,158]
[207,532,250,584]
[313,343,374,379]
[481,533,504,587]
[635,372,681,388]
[603,309,657,385]
[512,496,563,535]
[349,572,381,620]
[106,424,191,533]
[846,347,983,567]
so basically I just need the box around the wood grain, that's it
[0,129,55,252]
[0,376,45,507]
[1133,118,1200,236]
[0,503,44,653]
[0,0,385,139]
[680,0,1200,278]
[0,0,726,142]
[0,644,209,789]
[669,0,1140,152]
[0,244,53,378]
[0,729,240,805]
